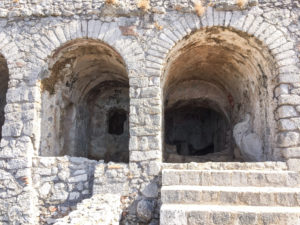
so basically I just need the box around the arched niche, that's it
[162,27,277,163]
[40,39,129,163]
[0,54,9,140]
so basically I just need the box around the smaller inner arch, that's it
[165,101,230,160]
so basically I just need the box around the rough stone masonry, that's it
[0,0,299,224]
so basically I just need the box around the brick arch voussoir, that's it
[0,32,22,74]
[147,8,297,80]
[39,21,144,78]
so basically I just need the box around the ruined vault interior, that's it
[163,27,276,163]
[40,40,129,162]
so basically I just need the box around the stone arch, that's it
[35,20,144,76]
[36,20,144,162]
[0,32,20,143]
[145,9,299,162]
[0,32,36,224]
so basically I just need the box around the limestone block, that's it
[147,161,161,176]
[39,157,56,167]
[73,170,86,176]
[140,136,149,151]
[54,26,67,44]
[277,132,300,147]
[130,150,161,161]
[68,174,88,183]
[248,16,263,35]
[224,11,232,26]
[81,20,88,38]
[278,73,300,84]
[242,14,255,32]
[275,84,289,97]
[162,170,180,186]
[2,122,23,137]
[51,183,68,201]
[276,51,297,62]
[46,30,61,48]
[282,147,300,159]
[140,87,160,99]
[287,159,300,171]
[230,11,245,30]
[265,30,284,46]
[82,190,89,195]
[279,65,300,74]
[279,119,297,131]
[160,205,187,225]
[39,182,51,198]
[76,182,83,191]
[36,168,52,176]
[51,167,58,175]
[57,170,70,182]
[7,158,30,170]
[69,192,80,201]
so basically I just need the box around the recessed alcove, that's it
[40,40,129,163]
[165,102,230,157]
[0,54,9,140]
[163,27,277,163]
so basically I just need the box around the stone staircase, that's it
[160,162,300,225]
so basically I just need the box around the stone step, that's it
[160,204,300,225]
[161,186,300,207]
[162,169,300,187]
[162,162,288,171]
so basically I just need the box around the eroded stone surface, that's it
[54,194,122,225]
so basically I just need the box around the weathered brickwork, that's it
[0,0,299,224]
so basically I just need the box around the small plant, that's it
[49,206,57,213]
[137,0,150,11]
[21,176,30,185]
[105,0,118,5]
[154,22,163,31]
[175,5,182,11]
[194,1,206,17]
[207,1,215,7]
[236,0,247,8]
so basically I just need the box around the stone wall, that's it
[32,157,129,224]
[32,156,97,224]
[93,162,129,195]
[0,0,299,224]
